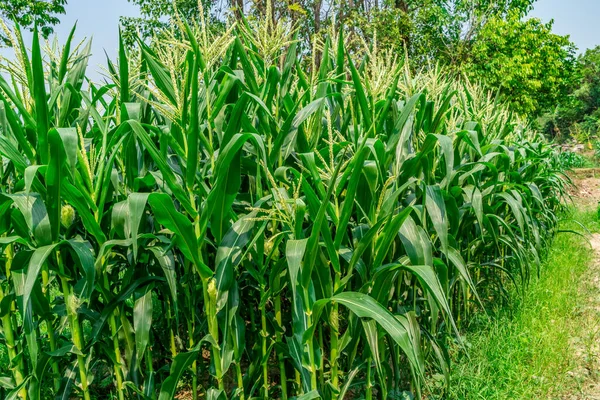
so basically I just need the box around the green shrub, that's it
[559,151,589,168]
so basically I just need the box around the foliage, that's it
[465,14,576,116]
[120,0,222,45]
[0,0,66,46]
[345,0,454,63]
[544,46,600,140]
[368,0,535,64]
[593,141,600,162]
[558,151,589,169]
[0,16,569,400]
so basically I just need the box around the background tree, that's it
[120,0,221,45]
[326,0,573,116]
[543,46,600,139]
[0,0,67,46]
[344,0,536,63]
[465,14,576,116]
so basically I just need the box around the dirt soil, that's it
[568,170,600,209]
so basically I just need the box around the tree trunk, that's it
[314,0,322,33]
[394,0,411,58]
[287,0,298,25]
[395,0,409,13]
[232,0,244,20]
[255,0,265,18]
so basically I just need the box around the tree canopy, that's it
[120,0,222,45]
[0,0,67,45]
[544,46,600,139]
[465,14,576,116]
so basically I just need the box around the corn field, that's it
[0,13,568,400]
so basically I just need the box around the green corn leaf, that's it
[128,193,150,261]
[148,193,211,278]
[0,75,36,129]
[348,57,372,130]
[31,26,49,164]
[66,239,95,301]
[399,216,433,267]
[47,128,78,242]
[372,207,413,270]
[425,185,449,255]
[128,120,195,216]
[0,99,34,161]
[447,247,483,308]
[333,292,424,380]
[134,285,153,364]
[118,29,130,104]
[5,193,52,246]
[62,182,107,243]
[362,319,387,398]
[186,55,200,189]
[58,23,77,83]
[22,243,60,322]
[138,41,177,105]
[433,134,454,187]
[148,246,178,317]
[88,276,163,348]
[0,134,28,172]
[215,211,257,312]
[158,335,218,400]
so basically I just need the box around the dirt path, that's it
[564,232,600,399]
[568,169,600,208]
[565,173,600,399]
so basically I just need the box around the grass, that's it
[449,207,600,399]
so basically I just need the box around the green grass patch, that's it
[449,208,598,399]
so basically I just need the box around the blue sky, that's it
[0,0,141,80]
[529,0,600,53]
[0,0,598,80]
[41,0,141,79]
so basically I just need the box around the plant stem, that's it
[187,318,198,400]
[104,274,125,400]
[58,252,91,400]
[330,273,340,396]
[39,258,60,392]
[203,277,224,390]
[304,288,318,391]
[274,274,287,400]
[2,243,27,399]
[108,312,125,400]
[235,358,245,400]
[330,305,339,393]
[307,338,318,391]
[145,344,154,395]
[366,356,372,400]
[118,312,135,372]
[166,298,178,358]
[0,285,27,400]
[260,288,269,399]
[318,326,324,388]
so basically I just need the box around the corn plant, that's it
[0,14,568,400]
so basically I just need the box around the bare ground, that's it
[568,170,600,208]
